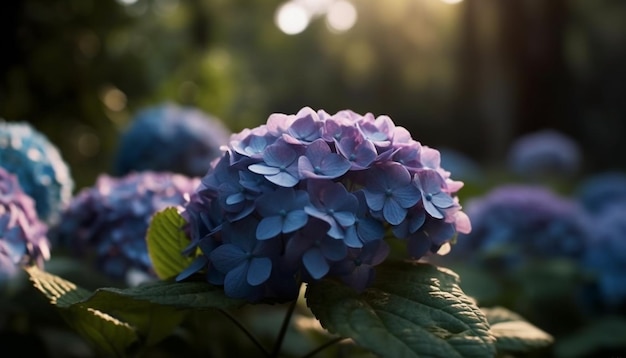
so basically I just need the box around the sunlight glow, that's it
[440,0,463,4]
[275,2,311,35]
[326,0,357,33]
[116,0,138,5]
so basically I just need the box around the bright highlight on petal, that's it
[440,0,463,4]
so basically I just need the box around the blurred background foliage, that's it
[2,0,625,191]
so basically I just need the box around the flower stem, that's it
[219,309,270,357]
[271,299,298,357]
[301,337,347,358]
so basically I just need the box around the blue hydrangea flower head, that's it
[114,103,231,178]
[0,168,50,285]
[0,120,74,224]
[581,202,626,313]
[52,171,199,285]
[575,171,626,215]
[178,107,470,301]
[507,129,582,179]
[446,184,591,270]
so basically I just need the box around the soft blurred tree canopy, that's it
[1,0,625,190]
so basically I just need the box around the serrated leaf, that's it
[146,207,194,280]
[482,306,553,354]
[26,266,139,357]
[306,261,496,358]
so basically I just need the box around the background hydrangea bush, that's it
[52,171,200,285]
[113,103,231,178]
[0,168,49,285]
[0,120,73,224]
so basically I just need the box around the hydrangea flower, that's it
[445,184,590,270]
[0,120,74,224]
[0,168,50,285]
[179,107,470,301]
[574,171,626,215]
[52,171,199,284]
[113,103,231,178]
[507,129,582,179]
[581,202,626,312]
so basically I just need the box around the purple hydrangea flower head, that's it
[507,129,582,179]
[178,107,469,301]
[0,120,74,224]
[0,168,50,285]
[580,203,626,313]
[53,171,199,285]
[446,184,590,270]
[114,103,231,178]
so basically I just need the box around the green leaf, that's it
[482,306,553,354]
[26,266,245,355]
[306,260,496,358]
[146,206,194,280]
[26,266,139,357]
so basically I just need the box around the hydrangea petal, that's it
[284,210,309,233]
[247,257,272,286]
[210,244,246,272]
[256,216,283,240]
[303,248,329,279]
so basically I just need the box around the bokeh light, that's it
[326,0,357,33]
[275,2,311,35]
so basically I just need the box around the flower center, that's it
[425,193,433,201]
[314,166,322,174]
[385,188,393,197]
[354,258,362,266]
[279,209,287,217]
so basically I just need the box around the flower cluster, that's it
[0,168,50,285]
[446,184,590,270]
[52,171,199,284]
[507,129,582,180]
[580,202,626,313]
[0,120,74,224]
[178,107,470,301]
[113,103,231,178]
[575,171,626,215]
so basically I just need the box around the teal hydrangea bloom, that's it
[0,168,50,285]
[113,103,231,178]
[0,120,74,224]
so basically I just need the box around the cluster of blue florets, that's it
[0,120,74,224]
[0,168,50,285]
[53,171,199,284]
[113,103,231,178]
[178,107,470,301]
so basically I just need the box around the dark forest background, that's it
[1,0,625,190]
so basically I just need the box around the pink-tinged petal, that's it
[420,146,441,169]
[247,257,272,286]
[454,211,472,234]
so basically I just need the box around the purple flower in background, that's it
[0,168,49,285]
[0,120,74,224]
[444,184,590,270]
[575,171,626,215]
[52,171,199,285]
[581,203,626,313]
[507,129,582,179]
[114,103,231,178]
[179,107,469,301]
